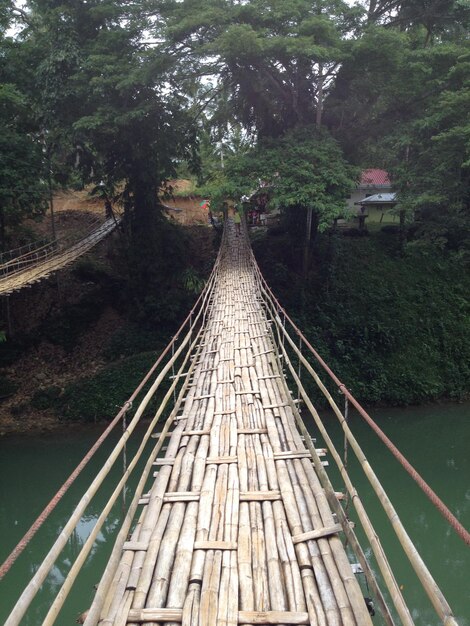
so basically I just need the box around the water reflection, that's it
[0,429,136,625]
[307,402,470,626]
[2,505,125,624]
[1,405,469,625]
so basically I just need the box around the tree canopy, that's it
[0,32,47,249]
[206,126,356,228]
[1,0,469,256]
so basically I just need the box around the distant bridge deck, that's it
[0,217,118,296]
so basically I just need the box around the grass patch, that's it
[49,351,170,422]
[31,352,170,422]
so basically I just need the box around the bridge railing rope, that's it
[249,247,462,626]
[2,234,226,626]
[0,237,52,264]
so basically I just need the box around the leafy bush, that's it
[73,258,116,284]
[104,325,166,361]
[39,290,108,352]
[181,268,205,294]
[55,351,169,422]
[30,385,62,410]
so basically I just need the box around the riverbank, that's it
[2,223,469,435]
[0,215,218,435]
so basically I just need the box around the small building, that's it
[355,192,398,229]
[342,169,399,228]
[347,169,392,210]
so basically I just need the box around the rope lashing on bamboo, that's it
[0,259,219,583]
[253,253,470,547]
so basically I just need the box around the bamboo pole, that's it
[43,283,216,625]
[80,292,220,626]
[271,307,455,625]
[258,285,411,624]
[10,222,444,626]
[255,255,458,626]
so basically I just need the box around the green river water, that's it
[0,402,469,625]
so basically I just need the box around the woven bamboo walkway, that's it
[95,225,373,626]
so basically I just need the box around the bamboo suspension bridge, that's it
[1,221,468,626]
[0,215,119,296]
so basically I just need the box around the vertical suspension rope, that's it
[296,334,302,403]
[171,340,177,405]
[343,394,350,516]
[281,311,286,350]
[122,408,128,514]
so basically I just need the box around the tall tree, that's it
[205,126,356,272]
[327,20,470,247]
[0,22,47,250]
[390,43,470,249]
[9,0,198,293]
[157,0,358,137]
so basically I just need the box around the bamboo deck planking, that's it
[96,224,373,626]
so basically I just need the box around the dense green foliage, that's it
[213,127,356,228]
[255,229,470,405]
[327,25,470,246]
[0,223,215,422]
[34,351,167,421]
[159,0,357,136]
[0,72,47,249]
[0,0,198,258]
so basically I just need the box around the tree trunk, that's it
[316,64,324,128]
[2,295,13,337]
[303,207,314,278]
[368,0,377,22]
[399,209,406,251]
[47,154,57,242]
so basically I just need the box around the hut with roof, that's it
[347,169,393,210]
[344,169,399,228]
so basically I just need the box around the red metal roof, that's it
[360,169,391,186]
